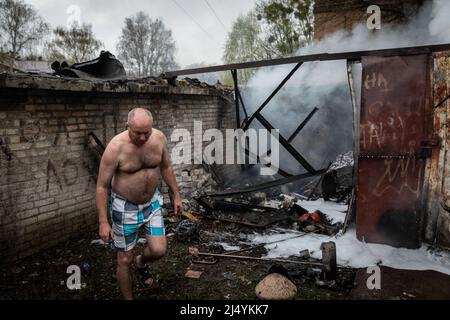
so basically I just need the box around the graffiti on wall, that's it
[0,111,119,216]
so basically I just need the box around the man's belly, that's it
[112,168,161,204]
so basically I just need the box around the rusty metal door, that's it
[356,54,432,248]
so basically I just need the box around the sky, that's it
[25,0,256,68]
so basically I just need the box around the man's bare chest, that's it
[118,145,163,173]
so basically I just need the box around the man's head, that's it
[126,108,153,146]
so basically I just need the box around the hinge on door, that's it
[420,136,441,158]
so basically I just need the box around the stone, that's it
[255,273,297,300]
[185,270,203,279]
[144,278,155,286]
[299,249,310,259]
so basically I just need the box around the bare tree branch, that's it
[116,12,178,77]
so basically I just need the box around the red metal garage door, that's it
[356,54,432,248]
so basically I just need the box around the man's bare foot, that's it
[135,255,153,284]
[135,254,146,269]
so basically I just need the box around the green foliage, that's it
[256,0,314,56]
[222,11,274,85]
[222,1,314,85]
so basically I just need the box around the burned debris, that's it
[1,23,450,300]
[163,157,357,299]
[321,151,354,202]
[51,51,127,81]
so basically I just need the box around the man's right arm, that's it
[96,141,119,243]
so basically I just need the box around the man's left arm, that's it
[160,134,183,215]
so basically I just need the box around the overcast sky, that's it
[25,0,255,68]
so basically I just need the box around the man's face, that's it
[128,123,152,146]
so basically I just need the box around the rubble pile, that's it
[164,168,355,299]
[265,264,356,293]
[174,220,200,243]
[296,209,343,236]
[321,151,354,202]
[185,187,346,237]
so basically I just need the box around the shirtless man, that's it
[96,107,182,300]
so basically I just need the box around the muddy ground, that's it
[1,217,449,300]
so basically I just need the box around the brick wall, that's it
[314,0,425,40]
[0,74,236,262]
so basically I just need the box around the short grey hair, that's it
[127,108,153,126]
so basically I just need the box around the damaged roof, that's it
[0,50,230,96]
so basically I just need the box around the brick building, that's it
[314,0,426,40]
[0,74,237,262]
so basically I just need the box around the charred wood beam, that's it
[195,252,331,267]
[87,132,105,152]
[241,106,319,177]
[237,90,248,127]
[164,43,450,77]
[255,113,316,173]
[200,215,289,229]
[203,168,327,198]
[271,166,291,177]
[210,199,278,211]
[193,196,214,212]
[224,233,309,255]
[258,106,319,160]
[231,69,241,128]
[231,62,315,173]
[243,62,303,130]
[288,107,319,143]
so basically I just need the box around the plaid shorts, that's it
[109,189,165,251]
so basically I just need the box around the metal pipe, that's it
[255,113,316,173]
[243,62,303,130]
[165,43,450,77]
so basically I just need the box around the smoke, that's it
[241,0,450,176]
[429,0,450,40]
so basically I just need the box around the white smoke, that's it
[242,0,450,176]
[429,0,450,39]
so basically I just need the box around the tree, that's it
[222,11,274,85]
[117,12,177,77]
[46,22,103,63]
[0,0,49,58]
[256,0,314,56]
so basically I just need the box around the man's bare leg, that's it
[117,251,134,300]
[136,235,167,268]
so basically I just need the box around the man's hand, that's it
[173,196,183,215]
[99,222,114,243]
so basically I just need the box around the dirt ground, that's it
[1,217,449,300]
